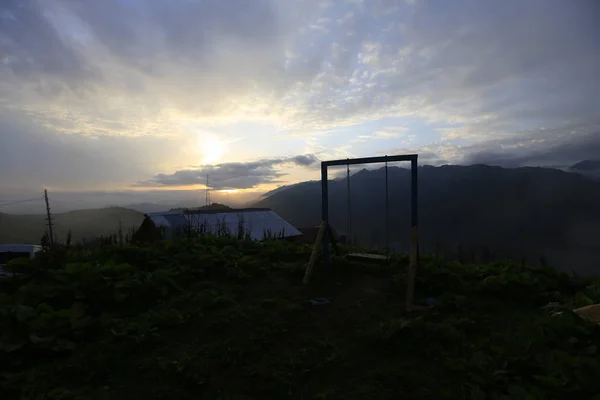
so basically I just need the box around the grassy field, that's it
[1,237,600,399]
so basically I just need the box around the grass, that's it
[1,236,600,399]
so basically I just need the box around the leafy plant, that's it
[1,236,599,399]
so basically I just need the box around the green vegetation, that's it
[1,236,600,399]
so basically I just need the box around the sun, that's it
[200,136,226,164]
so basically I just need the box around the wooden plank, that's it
[303,220,327,284]
[574,304,600,324]
[346,253,390,263]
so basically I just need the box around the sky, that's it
[1,0,599,212]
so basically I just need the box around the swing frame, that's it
[320,154,420,311]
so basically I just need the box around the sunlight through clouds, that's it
[0,0,599,196]
[198,135,227,165]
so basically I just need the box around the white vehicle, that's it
[0,244,43,277]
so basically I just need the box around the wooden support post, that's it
[327,225,340,256]
[406,226,419,311]
[303,220,327,284]
[321,164,330,269]
[406,157,419,311]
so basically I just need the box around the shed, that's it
[133,208,302,242]
[0,244,43,278]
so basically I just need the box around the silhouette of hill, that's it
[571,160,600,171]
[260,185,294,198]
[255,164,600,276]
[259,180,329,200]
[569,160,600,181]
[119,203,182,214]
[0,207,144,245]
[169,203,232,211]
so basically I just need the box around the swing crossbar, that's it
[321,154,418,167]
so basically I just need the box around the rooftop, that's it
[144,208,302,241]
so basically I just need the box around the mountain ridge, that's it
[571,160,600,171]
[568,160,600,181]
[254,163,600,276]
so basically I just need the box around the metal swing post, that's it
[406,156,419,311]
[385,156,390,254]
[321,162,330,269]
[347,160,351,245]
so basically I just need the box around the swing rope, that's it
[347,160,351,244]
[344,156,392,263]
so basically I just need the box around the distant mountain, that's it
[0,207,144,245]
[568,160,600,181]
[120,203,184,214]
[124,202,239,214]
[260,181,320,199]
[261,185,293,198]
[571,160,600,171]
[169,203,232,211]
[255,164,600,276]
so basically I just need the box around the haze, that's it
[1,0,599,213]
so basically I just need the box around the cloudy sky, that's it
[1,0,599,211]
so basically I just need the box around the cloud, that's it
[349,126,413,145]
[463,128,600,168]
[376,146,450,167]
[373,127,409,138]
[3,0,594,136]
[1,0,599,198]
[135,154,320,190]
[0,110,190,193]
[292,154,319,166]
[383,124,600,169]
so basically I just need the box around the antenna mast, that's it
[44,189,54,246]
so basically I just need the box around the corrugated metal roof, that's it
[0,245,42,253]
[164,213,188,228]
[144,209,302,240]
[149,215,171,228]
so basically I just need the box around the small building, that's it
[133,208,303,242]
[0,244,43,278]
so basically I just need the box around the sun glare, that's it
[200,136,226,164]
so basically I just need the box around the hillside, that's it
[1,236,600,399]
[117,203,182,214]
[0,207,144,245]
[255,164,600,276]
[571,160,600,171]
[570,160,600,181]
[169,203,232,211]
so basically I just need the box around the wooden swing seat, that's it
[345,252,390,263]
